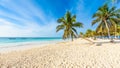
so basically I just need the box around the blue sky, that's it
[0,0,120,37]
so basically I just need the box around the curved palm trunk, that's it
[101,29,104,39]
[71,32,73,41]
[115,24,117,39]
[102,32,103,39]
[72,38,73,41]
[71,35,73,41]
[104,20,111,39]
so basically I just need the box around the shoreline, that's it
[0,38,120,53]
[0,39,66,53]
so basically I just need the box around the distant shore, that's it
[0,38,120,67]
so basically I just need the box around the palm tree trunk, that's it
[115,24,117,39]
[102,32,103,39]
[72,37,73,41]
[104,20,111,39]
[71,34,73,41]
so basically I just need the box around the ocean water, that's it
[0,37,63,47]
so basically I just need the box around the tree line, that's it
[56,3,120,41]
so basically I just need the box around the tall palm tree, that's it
[92,4,120,39]
[111,0,120,38]
[56,11,83,41]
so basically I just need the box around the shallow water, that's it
[0,37,63,47]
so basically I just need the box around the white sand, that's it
[0,38,120,68]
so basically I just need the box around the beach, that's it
[1,0,120,68]
[0,38,120,68]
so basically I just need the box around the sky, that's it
[0,0,120,37]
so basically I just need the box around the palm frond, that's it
[92,18,101,26]
[92,13,101,18]
[72,28,78,35]
[66,11,71,23]
[71,15,76,23]
[114,9,120,14]
[110,18,120,24]
[73,22,83,28]
[109,6,116,13]
[57,17,65,23]
[56,25,65,32]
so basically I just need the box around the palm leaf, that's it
[56,25,65,32]
[57,17,65,23]
[92,18,101,26]
[73,22,83,28]
[71,15,76,23]
[72,28,78,35]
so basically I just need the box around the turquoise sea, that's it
[0,37,63,47]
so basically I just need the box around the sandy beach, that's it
[0,38,120,68]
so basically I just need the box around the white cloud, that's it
[0,19,59,37]
[0,0,47,24]
[0,0,61,37]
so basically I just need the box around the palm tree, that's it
[111,0,120,38]
[79,32,84,38]
[116,25,120,38]
[92,4,120,39]
[85,29,93,38]
[56,11,83,41]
